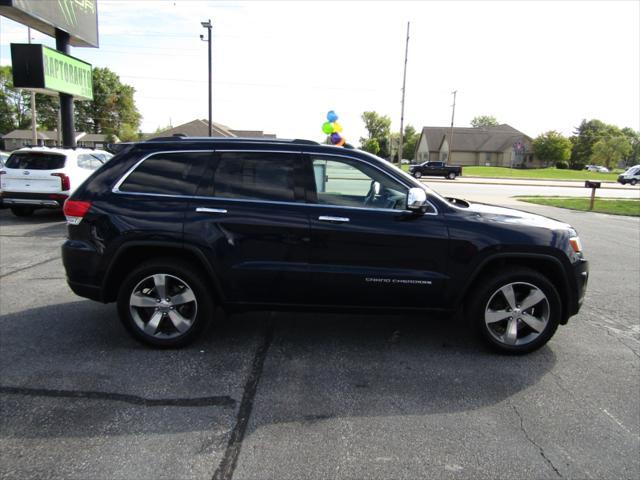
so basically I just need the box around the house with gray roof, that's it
[2,130,117,151]
[415,124,541,168]
[148,119,276,139]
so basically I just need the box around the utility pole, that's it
[200,20,213,137]
[28,27,37,146]
[398,21,410,165]
[448,90,457,164]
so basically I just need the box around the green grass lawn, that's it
[462,166,621,181]
[518,197,640,216]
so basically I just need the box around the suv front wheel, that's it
[117,258,213,348]
[469,268,561,354]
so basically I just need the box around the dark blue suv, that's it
[62,137,589,353]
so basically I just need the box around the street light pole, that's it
[200,20,212,137]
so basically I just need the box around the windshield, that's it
[623,166,639,175]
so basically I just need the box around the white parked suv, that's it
[0,147,112,217]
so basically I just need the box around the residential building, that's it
[148,119,276,139]
[414,124,542,168]
[2,130,117,151]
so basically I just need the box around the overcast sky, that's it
[1,0,639,143]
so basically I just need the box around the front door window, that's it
[311,157,407,210]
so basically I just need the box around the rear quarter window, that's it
[77,154,105,170]
[5,152,66,170]
[118,151,209,196]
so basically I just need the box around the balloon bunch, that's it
[321,110,346,146]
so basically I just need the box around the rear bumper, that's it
[62,240,106,302]
[1,191,67,208]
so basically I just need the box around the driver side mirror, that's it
[407,187,427,211]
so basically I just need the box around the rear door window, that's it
[77,154,105,170]
[118,151,210,196]
[5,152,66,170]
[210,152,300,202]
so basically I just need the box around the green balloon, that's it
[322,122,333,134]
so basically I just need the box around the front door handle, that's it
[318,215,350,223]
[196,207,227,214]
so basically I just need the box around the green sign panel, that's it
[42,46,93,99]
[10,43,93,100]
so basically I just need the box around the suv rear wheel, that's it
[469,268,560,354]
[117,258,213,348]
[10,206,35,217]
[447,172,457,180]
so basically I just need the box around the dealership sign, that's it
[0,0,99,47]
[11,44,93,100]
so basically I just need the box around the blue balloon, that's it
[327,110,338,122]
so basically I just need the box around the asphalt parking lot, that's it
[1,196,639,479]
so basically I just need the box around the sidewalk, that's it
[424,176,638,190]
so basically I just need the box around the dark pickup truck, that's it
[409,161,462,180]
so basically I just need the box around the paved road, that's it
[426,179,640,207]
[1,194,638,479]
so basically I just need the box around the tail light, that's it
[63,200,92,225]
[51,173,70,191]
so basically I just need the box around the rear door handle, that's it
[318,215,350,223]
[196,207,227,214]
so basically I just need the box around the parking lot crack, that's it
[0,386,236,407]
[212,321,275,480]
[511,403,563,478]
[0,256,60,279]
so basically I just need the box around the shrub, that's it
[555,161,569,169]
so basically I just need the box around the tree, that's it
[569,119,616,170]
[360,111,391,158]
[532,131,572,165]
[621,127,640,167]
[34,93,60,131]
[403,125,419,160]
[361,138,380,155]
[118,123,140,142]
[471,115,499,128]
[590,136,632,170]
[0,65,32,132]
[75,67,141,138]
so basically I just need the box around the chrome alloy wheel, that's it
[484,282,550,347]
[129,273,198,339]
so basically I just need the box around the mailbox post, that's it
[585,181,601,211]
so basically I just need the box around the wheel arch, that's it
[458,253,572,324]
[102,241,224,304]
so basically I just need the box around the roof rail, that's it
[143,136,320,146]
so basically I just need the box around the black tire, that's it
[10,206,35,217]
[117,258,213,348]
[630,179,638,186]
[447,171,457,180]
[414,171,422,179]
[468,267,561,355]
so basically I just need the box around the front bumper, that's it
[571,258,589,317]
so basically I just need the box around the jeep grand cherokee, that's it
[62,137,589,354]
